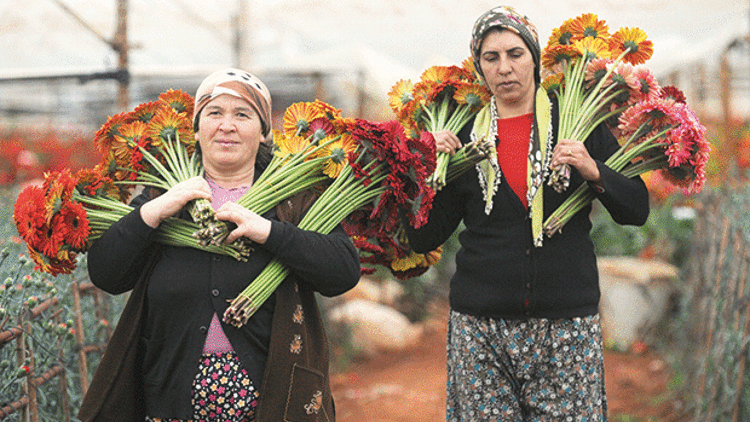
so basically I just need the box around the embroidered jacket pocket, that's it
[284,363,330,422]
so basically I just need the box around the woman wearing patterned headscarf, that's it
[79,68,360,422]
[403,6,649,420]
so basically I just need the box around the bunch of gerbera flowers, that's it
[543,85,710,236]
[541,13,660,192]
[343,203,442,281]
[224,118,437,327]
[388,58,493,190]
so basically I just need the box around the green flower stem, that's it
[423,100,482,190]
[224,159,389,327]
[542,122,674,236]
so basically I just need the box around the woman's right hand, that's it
[140,176,212,228]
[432,130,462,155]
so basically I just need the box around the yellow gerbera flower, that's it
[569,13,609,41]
[274,133,311,161]
[283,102,324,137]
[390,250,424,272]
[319,134,356,178]
[574,37,611,61]
[388,79,414,114]
[609,27,653,65]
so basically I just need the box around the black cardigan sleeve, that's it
[88,192,360,297]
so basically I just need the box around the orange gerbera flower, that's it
[388,79,415,114]
[113,121,149,166]
[311,99,342,120]
[542,72,565,93]
[569,13,609,41]
[454,84,490,111]
[420,65,462,85]
[461,57,481,81]
[574,37,611,61]
[609,27,653,65]
[131,101,162,123]
[283,102,325,136]
[93,112,132,155]
[546,18,576,47]
[158,89,195,117]
[146,106,195,148]
[541,44,581,70]
[319,133,356,178]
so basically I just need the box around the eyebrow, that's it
[205,104,254,113]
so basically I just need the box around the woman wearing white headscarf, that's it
[79,68,359,422]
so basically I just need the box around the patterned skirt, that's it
[145,352,259,422]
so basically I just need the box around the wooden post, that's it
[71,280,89,394]
[114,0,130,111]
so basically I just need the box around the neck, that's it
[203,165,255,189]
[495,93,535,119]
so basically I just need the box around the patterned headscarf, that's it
[470,5,541,84]
[193,68,272,137]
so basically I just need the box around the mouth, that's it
[498,81,517,89]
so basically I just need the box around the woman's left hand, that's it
[551,139,601,182]
[214,202,272,245]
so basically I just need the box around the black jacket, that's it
[404,105,649,320]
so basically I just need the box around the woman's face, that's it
[479,29,536,114]
[195,94,264,176]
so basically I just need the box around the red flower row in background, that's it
[0,129,100,186]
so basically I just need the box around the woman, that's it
[78,68,360,422]
[404,6,649,421]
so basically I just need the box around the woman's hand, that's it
[551,139,601,182]
[140,176,212,228]
[214,202,272,245]
[432,130,462,155]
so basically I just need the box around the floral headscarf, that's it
[470,5,541,84]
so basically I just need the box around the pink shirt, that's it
[202,179,250,354]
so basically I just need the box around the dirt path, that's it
[331,301,685,421]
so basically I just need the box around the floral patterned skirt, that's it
[446,310,607,422]
[145,352,259,422]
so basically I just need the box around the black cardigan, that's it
[86,186,360,419]
[404,106,649,320]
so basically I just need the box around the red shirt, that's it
[496,113,533,208]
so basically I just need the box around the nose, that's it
[217,115,236,132]
[497,57,512,75]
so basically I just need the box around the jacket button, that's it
[526,283,531,289]
[212,289,220,297]
[199,326,207,333]
[213,256,221,262]
[525,249,531,256]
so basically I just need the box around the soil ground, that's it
[331,301,687,422]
